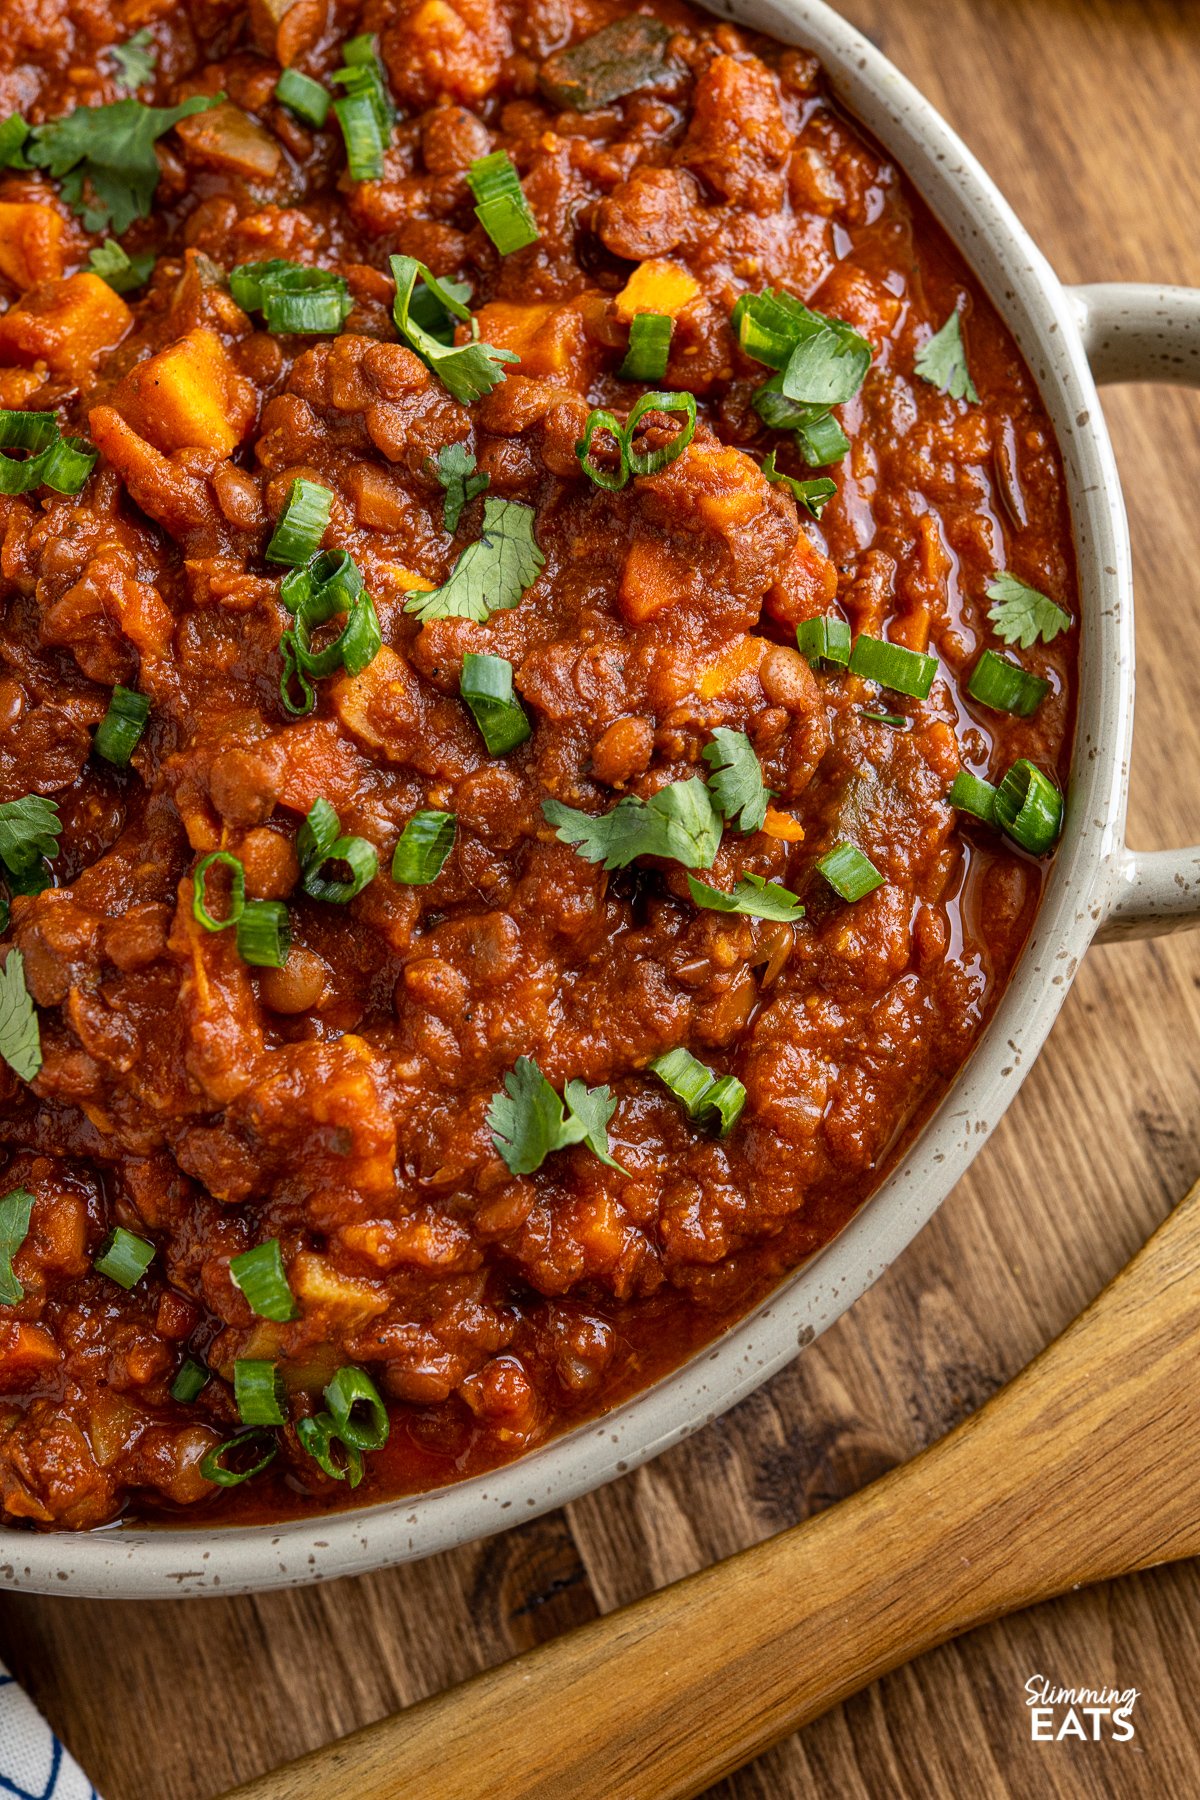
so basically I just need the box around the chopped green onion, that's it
[282,550,380,683]
[994,760,1064,855]
[297,797,378,903]
[200,1429,277,1488]
[576,409,630,490]
[0,1187,34,1306]
[230,260,352,335]
[275,68,331,128]
[235,899,292,968]
[796,616,851,669]
[648,1046,745,1138]
[967,649,1050,718]
[229,1238,298,1322]
[281,546,363,617]
[279,639,315,717]
[332,36,392,182]
[795,408,851,467]
[849,634,937,700]
[266,479,334,566]
[948,770,998,824]
[761,451,836,519]
[192,851,245,932]
[816,842,884,903]
[171,1357,209,1403]
[93,685,149,765]
[460,652,531,755]
[297,1411,364,1487]
[94,1225,154,1289]
[0,410,96,497]
[619,312,672,382]
[860,708,906,728]
[466,149,539,253]
[625,389,696,475]
[324,1364,389,1449]
[234,1358,288,1427]
[391,811,456,885]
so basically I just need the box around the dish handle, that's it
[1070,282,1200,942]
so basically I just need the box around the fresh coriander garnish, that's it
[985,571,1072,648]
[761,450,836,519]
[0,1187,34,1306]
[404,496,543,623]
[0,796,61,882]
[0,950,41,1084]
[543,776,722,872]
[487,1055,627,1175]
[86,239,155,294]
[914,308,978,403]
[28,94,222,233]
[390,253,518,404]
[109,30,157,94]
[702,730,772,835]
[733,287,872,407]
[433,442,489,533]
[686,871,804,921]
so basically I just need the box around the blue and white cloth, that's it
[0,1667,97,1800]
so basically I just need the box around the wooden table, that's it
[5,2,1200,1794]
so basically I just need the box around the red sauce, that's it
[0,0,1076,1529]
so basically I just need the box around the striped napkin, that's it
[0,1666,98,1799]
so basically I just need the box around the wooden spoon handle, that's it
[226,1179,1200,1800]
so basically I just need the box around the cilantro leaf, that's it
[86,238,155,294]
[433,442,490,534]
[986,571,1072,649]
[686,871,804,921]
[390,252,518,404]
[0,796,61,879]
[487,1056,625,1174]
[914,308,979,403]
[702,730,772,835]
[562,1079,628,1172]
[0,950,41,1083]
[761,451,836,520]
[543,776,722,872]
[28,94,221,235]
[405,496,543,623]
[110,30,157,94]
[0,1187,34,1306]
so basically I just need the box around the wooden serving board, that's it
[4,2,1200,1796]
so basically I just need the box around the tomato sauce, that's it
[0,0,1076,1528]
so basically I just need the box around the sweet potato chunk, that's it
[0,202,67,291]
[613,259,700,323]
[472,300,595,385]
[110,328,257,457]
[0,273,131,378]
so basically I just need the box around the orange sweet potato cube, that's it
[111,327,257,457]
[0,202,67,290]
[0,272,131,378]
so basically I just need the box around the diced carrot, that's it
[614,259,701,323]
[110,328,257,457]
[0,202,67,290]
[0,273,131,379]
[762,806,805,842]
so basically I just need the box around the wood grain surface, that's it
[3,3,1200,1796]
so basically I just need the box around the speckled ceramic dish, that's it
[5,0,1199,1599]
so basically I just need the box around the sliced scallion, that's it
[234,1358,288,1427]
[626,389,696,476]
[324,1364,389,1449]
[849,634,937,700]
[796,616,851,669]
[994,759,1064,854]
[576,409,629,491]
[235,900,292,969]
[392,811,456,885]
[297,1411,364,1486]
[94,1225,154,1289]
[619,312,672,382]
[948,770,999,824]
[648,1046,746,1138]
[171,1357,209,1403]
[200,1429,277,1488]
[460,652,531,755]
[816,842,884,903]
[332,35,393,180]
[297,797,378,903]
[229,1238,298,1322]
[230,260,352,335]
[192,851,246,932]
[266,479,334,566]
[275,68,331,128]
[967,649,1050,718]
[94,686,149,765]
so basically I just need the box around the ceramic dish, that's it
[5,0,1199,1598]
